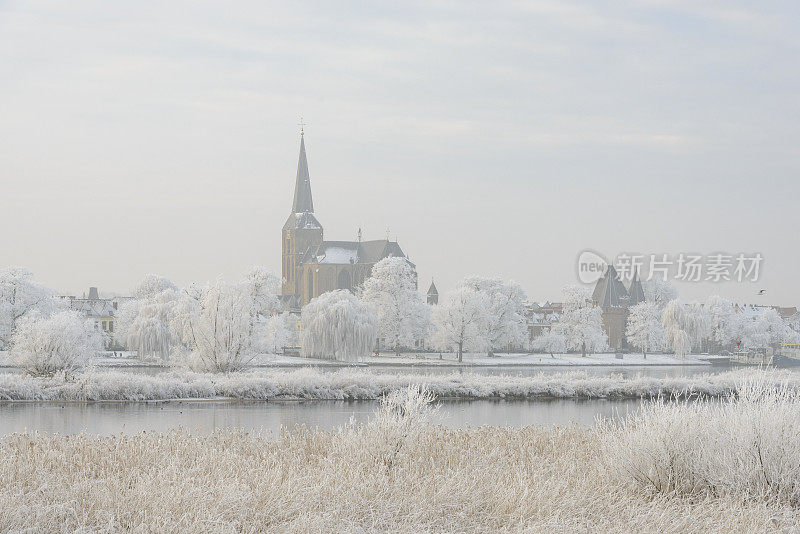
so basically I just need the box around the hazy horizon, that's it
[2,1,799,305]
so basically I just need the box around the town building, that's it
[63,287,133,349]
[525,301,562,343]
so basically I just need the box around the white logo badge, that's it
[576,250,608,285]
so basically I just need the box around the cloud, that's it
[0,0,798,303]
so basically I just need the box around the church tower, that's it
[282,133,323,297]
[427,279,439,305]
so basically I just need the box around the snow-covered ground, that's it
[0,367,787,402]
[0,350,150,368]
[357,351,715,367]
[0,349,720,368]
[250,351,717,367]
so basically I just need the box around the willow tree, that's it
[301,290,377,362]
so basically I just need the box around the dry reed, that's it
[1,385,798,532]
[1,367,797,401]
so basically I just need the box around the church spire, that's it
[427,279,439,305]
[292,134,314,213]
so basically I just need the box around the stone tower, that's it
[626,269,646,306]
[592,265,631,351]
[427,280,438,305]
[282,134,323,297]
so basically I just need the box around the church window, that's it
[337,270,352,291]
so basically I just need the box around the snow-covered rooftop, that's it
[70,299,116,318]
[318,246,359,264]
[287,212,322,230]
[303,240,408,266]
[738,305,770,320]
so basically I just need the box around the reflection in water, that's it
[0,398,644,436]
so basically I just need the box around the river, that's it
[0,398,646,435]
[0,363,743,435]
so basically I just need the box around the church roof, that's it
[316,241,360,264]
[291,135,314,214]
[284,211,322,231]
[358,240,405,264]
[592,265,630,308]
[283,135,322,231]
[427,280,438,296]
[302,239,407,266]
[626,270,646,306]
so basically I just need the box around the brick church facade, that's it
[281,133,409,310]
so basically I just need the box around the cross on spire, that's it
[298,117,306,136]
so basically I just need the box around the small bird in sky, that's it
[758,289,766,295]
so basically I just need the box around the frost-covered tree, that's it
[116,275,181,361]
[300,290,377,362]
[553,286,607,356]
[662,299,705,358]
[0,267,59,350]
[242,266,281,317]
[262,312,299,354]
[132,274,178,300]
[625,301,665,358]
[644,279,678,310]
[171,279,260,372]
[787,312,800,336]
[531,330,566,358]
[431,286,490,362]
[742,308,792,351]
[8,310,102,376]
[460,277,528,356]
[703,295,744,351]
[360,257,430,355]
[116,292,179,361]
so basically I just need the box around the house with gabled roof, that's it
[63,286,134,349]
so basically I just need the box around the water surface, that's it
[0,398,642,436]
[0,362,769,436]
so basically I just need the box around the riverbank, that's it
[176,351,720,367]
[0,367,792,402]
[0,351,719,370]
[256,351,718,367]
[1,387,797,533]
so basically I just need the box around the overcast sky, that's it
[1,0,798,304]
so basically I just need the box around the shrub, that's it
[8,310,102,376]
[602,378,800,506]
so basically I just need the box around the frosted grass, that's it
[1,384,799,532]
[0,367,795,401]
[604,380,800,506]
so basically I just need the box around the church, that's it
[281,132,410,311]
